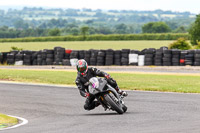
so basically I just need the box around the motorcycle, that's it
[88,77,127,114]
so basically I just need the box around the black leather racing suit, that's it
[75,67,118,110]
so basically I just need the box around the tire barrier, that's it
[1,46,200,66]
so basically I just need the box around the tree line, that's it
[0,7,196,36]
[0,21,191,38]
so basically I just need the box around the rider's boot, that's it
[115,86,128,97]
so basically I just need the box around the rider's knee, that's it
[84,104,90,110]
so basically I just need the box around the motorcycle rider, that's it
[75,59,127,111]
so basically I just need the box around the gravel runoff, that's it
[0,66,200,74]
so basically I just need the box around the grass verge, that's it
[0,40,173,52]
[0,69,200,93]
[0,113,18,128]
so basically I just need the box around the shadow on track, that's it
[82,111,135,116]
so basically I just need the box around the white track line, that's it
[0,115,28,131]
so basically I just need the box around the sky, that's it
[0,0,199,14]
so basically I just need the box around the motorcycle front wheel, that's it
[104,93,124,114]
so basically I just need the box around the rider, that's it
[75,59,127,111]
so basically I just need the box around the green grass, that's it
[0,113,18,128]
[0,40,173,52]
[0,69,200,93]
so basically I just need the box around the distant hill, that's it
[0,7,196,34]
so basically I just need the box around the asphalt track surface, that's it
[0,83,200,133]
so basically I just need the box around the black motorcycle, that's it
[88,77,127,114]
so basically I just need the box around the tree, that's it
[14,20,29,30]
[189,14,200,45]
[80,26,89,40]
[70,27,79,35]
[168,38,191,50]
[48,28,61,36]
[142,22,171,33]
[173,26,187,33]
[114,23,128,34]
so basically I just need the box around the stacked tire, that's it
[97,50,106,66]
[121,49,130,66]
[63,49,71,66]
[172,49,180,66]
[37,51,42,65]
[7,52,16,65]
[32,52,38,65]
[84,51,91,65]
[78,50,85,59]
[2,52,8,64]
[90,50,98,66]
[154,49,163,66]
[185,50,194,66]
[23,50,33,65]
[0,52,3,64]
[145,48,155,66]
[114,50,121,66]
[105,49,114,66]
[15,52,24,65]
[180,51,187,66]
[194,50,200,66]
[54,47,65,65]
[163,50,172,66]
[41,50,47,65]
[46,50,54,65]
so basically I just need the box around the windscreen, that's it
[89,77,99,89]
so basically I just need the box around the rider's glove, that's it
[104,74,110,79]
[85,92,90,98]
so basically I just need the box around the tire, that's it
[155,55,162,59]
[145,58,153,62]
[163,50,172,54]
[98,52,105,57]
[145,49,155,54]
[163,62,172,66]
[194,62,200,66]
[172,50,180,55]
[172,55,180,58]
[114,54,121,59]
[46,50,54,54]
[172,63,180,66]
[163,54,172,58]
[195,59,200,62]
[155,63,162,66]
[122,104,128,113]
[185,54,194,58]
[106,55,113,58]
[121,49,130,53]
[194,54,200,58]
[47,54,54,58]
[155,52,163,56]
[104,93,124,114]
[121,53,129,58]
[195,50,200,54]
[145,62,153,66]
[145,54,154,58]
[188,50,195,54]
[163,57,171,62]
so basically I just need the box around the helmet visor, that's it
[78,67,87,73]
